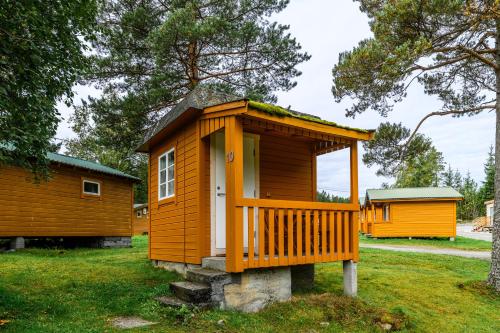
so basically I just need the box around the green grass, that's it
[0,236,498,332]
[359,234,492,251]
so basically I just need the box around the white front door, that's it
[211,132,258,255]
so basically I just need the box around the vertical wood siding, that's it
[0,165,132,236]
[149,122,202,264]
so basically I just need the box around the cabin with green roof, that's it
[0,152,139,249]
[360,187,463,239]
[136,86,374,309]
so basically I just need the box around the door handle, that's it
[217,193,226,197]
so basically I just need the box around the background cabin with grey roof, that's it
[360,187,463,239]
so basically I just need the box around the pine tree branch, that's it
[405,104,496,148]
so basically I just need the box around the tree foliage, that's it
[479,145,495,203]
[67,0,310,202]
[316,190,350,203]
[0,0,97,179]
[332,0,500,290]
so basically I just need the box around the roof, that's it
[47,152,139,181]
[366,187,463,202]
[137,85,374,152]
[134,203,148,209]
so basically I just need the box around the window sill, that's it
[81,193,102,200]
[158,196,175,207]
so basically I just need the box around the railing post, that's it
[350,141,359,261]
[225,116,244,272]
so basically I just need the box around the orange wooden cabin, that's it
[360,187,463,239]
[0,152,139,247]
[133,203,149,235]
[137,87,374,273]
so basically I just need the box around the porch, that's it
[200,107,365,273]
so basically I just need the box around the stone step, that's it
[155,295,210,309]
[186,268,232,285]
[170,281,211,304]
[201,256,226,271]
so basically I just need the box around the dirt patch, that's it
[111,317,158,329]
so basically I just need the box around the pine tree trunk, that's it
[488,17,500,291]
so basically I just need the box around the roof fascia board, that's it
[245,108,374,141]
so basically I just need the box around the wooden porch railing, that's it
[226,198,359,272]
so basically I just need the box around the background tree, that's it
[331,0,500,289]
[67,0,310,202]
[0,0,97,179]
[316,190,350,203]
[394,146,444,188]
[479,145,495,204]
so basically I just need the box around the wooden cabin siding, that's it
[132,210,149,235]
[0,165,132,237]
[149,122,203,264]
[259,134,314,201]
[369,201,457,237]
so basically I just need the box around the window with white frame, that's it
[159,148,175,200]
[383,204,390,221]
[83,180,100,196]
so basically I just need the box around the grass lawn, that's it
[0,236,498,332]
[359,234,492,251]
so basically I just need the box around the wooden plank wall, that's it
[371,201,457,237]
[259,134,313,201]
[0,165,132,237]
[132,209,149,235]
[149,122,202,264]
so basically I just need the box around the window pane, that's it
[160,170,166,184]
[168,165,174,180]
[84,181,99,194]
[160,155,167,170]
[168,150,174,166]
[168,181,174,196]
[160,184,166,198]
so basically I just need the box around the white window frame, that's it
[158,148,175,200]
[383,204,390,222]
[82,180,101,196]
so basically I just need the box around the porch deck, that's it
[226,198,359,272]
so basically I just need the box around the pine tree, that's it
[67,0,310,202]
[480,145,495,203]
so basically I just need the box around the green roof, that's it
[247,100,371,134]
[47,152,139,181]
[366,187,462,201]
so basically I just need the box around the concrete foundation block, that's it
[10,237,25,250]
[155,260,200,277]
[449,237,455,242]
[343,260,357,297]
[223,267,291,313]
[90,237,131,248]
[291,264,315,292]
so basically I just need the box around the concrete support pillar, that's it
[10,237,25,250]
[343,260,357,297]
[449,237,455,242]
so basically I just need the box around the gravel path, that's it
[456,224,492,242]
[360,244,491,261]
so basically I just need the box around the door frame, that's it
[210,131,260,256]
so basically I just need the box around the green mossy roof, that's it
[247,100,371,133]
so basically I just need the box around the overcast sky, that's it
[56,0,495,198]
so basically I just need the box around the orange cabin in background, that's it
[360,187,463,239]
[133,203,149,235]
[0,152,139,240]
[136,86,374,273]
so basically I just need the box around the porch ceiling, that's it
[241,116,354,155]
